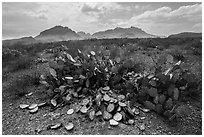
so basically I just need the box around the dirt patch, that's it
[2,84,202,135]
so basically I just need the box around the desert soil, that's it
[2,52,202,135]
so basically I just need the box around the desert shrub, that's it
[7,56,35,72]
[2,47,36,75]
[2,48,22,61]
[169,50,185,62]
[182,39,202,56]
[5,70,40,97]
[192,48,202,56]
[137,39,159,49]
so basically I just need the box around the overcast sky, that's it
[2,2,202,39]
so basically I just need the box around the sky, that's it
[2,2,202,39]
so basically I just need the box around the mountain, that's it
[92,26,156,39]
[168,32,202,38]
[2,36,37,46]
[35,25,81,42]
[77,31,93,39]
[4,25,202,46]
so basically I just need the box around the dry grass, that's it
[3,69,40,98]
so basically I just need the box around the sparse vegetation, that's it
[2,37,202,135]
[4,69,40,98]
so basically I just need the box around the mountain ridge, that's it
[92,26,156,39]
[2,25,202,46]
[2,36,37,46]
[77,31,92,39]
[168,32,202,38]
[35,25,81,42]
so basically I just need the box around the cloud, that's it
[37,14,48,20]
[2,6,48,39]
[122,3,202,36]
[2,2,41,12]
[193,23,202,28]
[170,4,201,16]
[81,3,100,13]
[133,7,172,23]
[60,17,69,23]
[2,2,202,39]
[129,4,201,24]
[192,23,202,32]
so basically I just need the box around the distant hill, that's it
[2,36,37,46]
[3,25,202,46]
[168,32,202,38]
[92,26,156,39]
[77,31,93,39]
[35,25,81,42]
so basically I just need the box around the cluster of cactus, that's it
[126,61,186,120]
[39,45,198,122]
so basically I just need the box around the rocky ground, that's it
[2,51,202,135]
[2,84,202,135]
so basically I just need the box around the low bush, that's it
[5,70,40,98]
[3,56,35,73]
[169,50,185,62]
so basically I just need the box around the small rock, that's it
[128,119,134,125]
[103,86,110,91]
[38,102,47,107]
[64,123,74,131]
[19,104,29,109]
[134,109,140,115]
[95,111,102,116]
[26,92,33,96]
[29,107,38,114]
[103,94,111,102]
[103,111,112,120]
[50,123,62,129]
[90,51,96,56]
[113,112,123,121]
[29,104,38,109]
[140,117,146,120]
[80,106,88,114]
[89,110,95,120]
[65,94,71,102]
[132,108,136,113]
[67,109,74,115]
[118,102,126,107]
[109,119,119,126]
[82,98,89,106]
[139,124,145,131]
[107,103,115,112]
[65,76,73,80]
[109,97,115,103]
[118,95,125,100]
[140,107,150,113]
[51,99,57,107]
[117,106,121,112]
